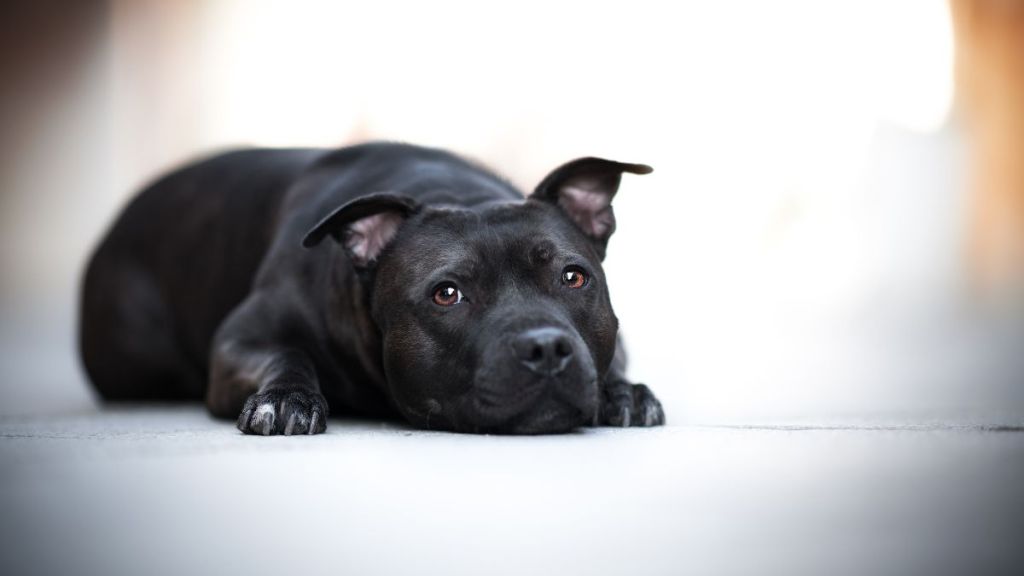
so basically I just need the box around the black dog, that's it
[79,143,664,434]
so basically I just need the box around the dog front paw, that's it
[599,381,665,427]
[237,388,328,435]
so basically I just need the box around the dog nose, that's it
[512,327,574,376]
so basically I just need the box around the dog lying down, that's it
[79,143,664,434]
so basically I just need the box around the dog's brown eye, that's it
[561,267,587,289]
[432,283,464,306]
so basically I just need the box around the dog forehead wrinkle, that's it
[529,239,557,264]
[391,204,594,298]
[418,242,479,282]
[390,223,470,274]
[417,213,509,271]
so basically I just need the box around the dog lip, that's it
[502,403,589,434]
[462,377,598,434]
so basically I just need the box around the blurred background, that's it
[1,0,1022,424]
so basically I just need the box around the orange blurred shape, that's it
[952,0,1024,303]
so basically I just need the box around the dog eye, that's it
[432,283,464,306]
[561,266,588,289]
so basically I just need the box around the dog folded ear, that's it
[302,193,420,268]
[530,157,652,257]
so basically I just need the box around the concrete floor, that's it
[1,406,1022,576]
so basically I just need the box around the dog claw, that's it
[643,402,660,426]
[237,389,328,436]
[246,402,276,435]
[236,407,254,432]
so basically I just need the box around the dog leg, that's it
[599,380,665,427]
[595,337,665,427]
[210,344,328,436]
[206,295,329,435]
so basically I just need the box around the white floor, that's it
[2,406,1022,576]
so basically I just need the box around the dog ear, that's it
[302,193,420,268]
[530,157,652,257]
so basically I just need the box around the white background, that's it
[2,0,1021,423]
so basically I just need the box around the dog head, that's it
[303,157,651,433]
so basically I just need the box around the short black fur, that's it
[79,142,665,434]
